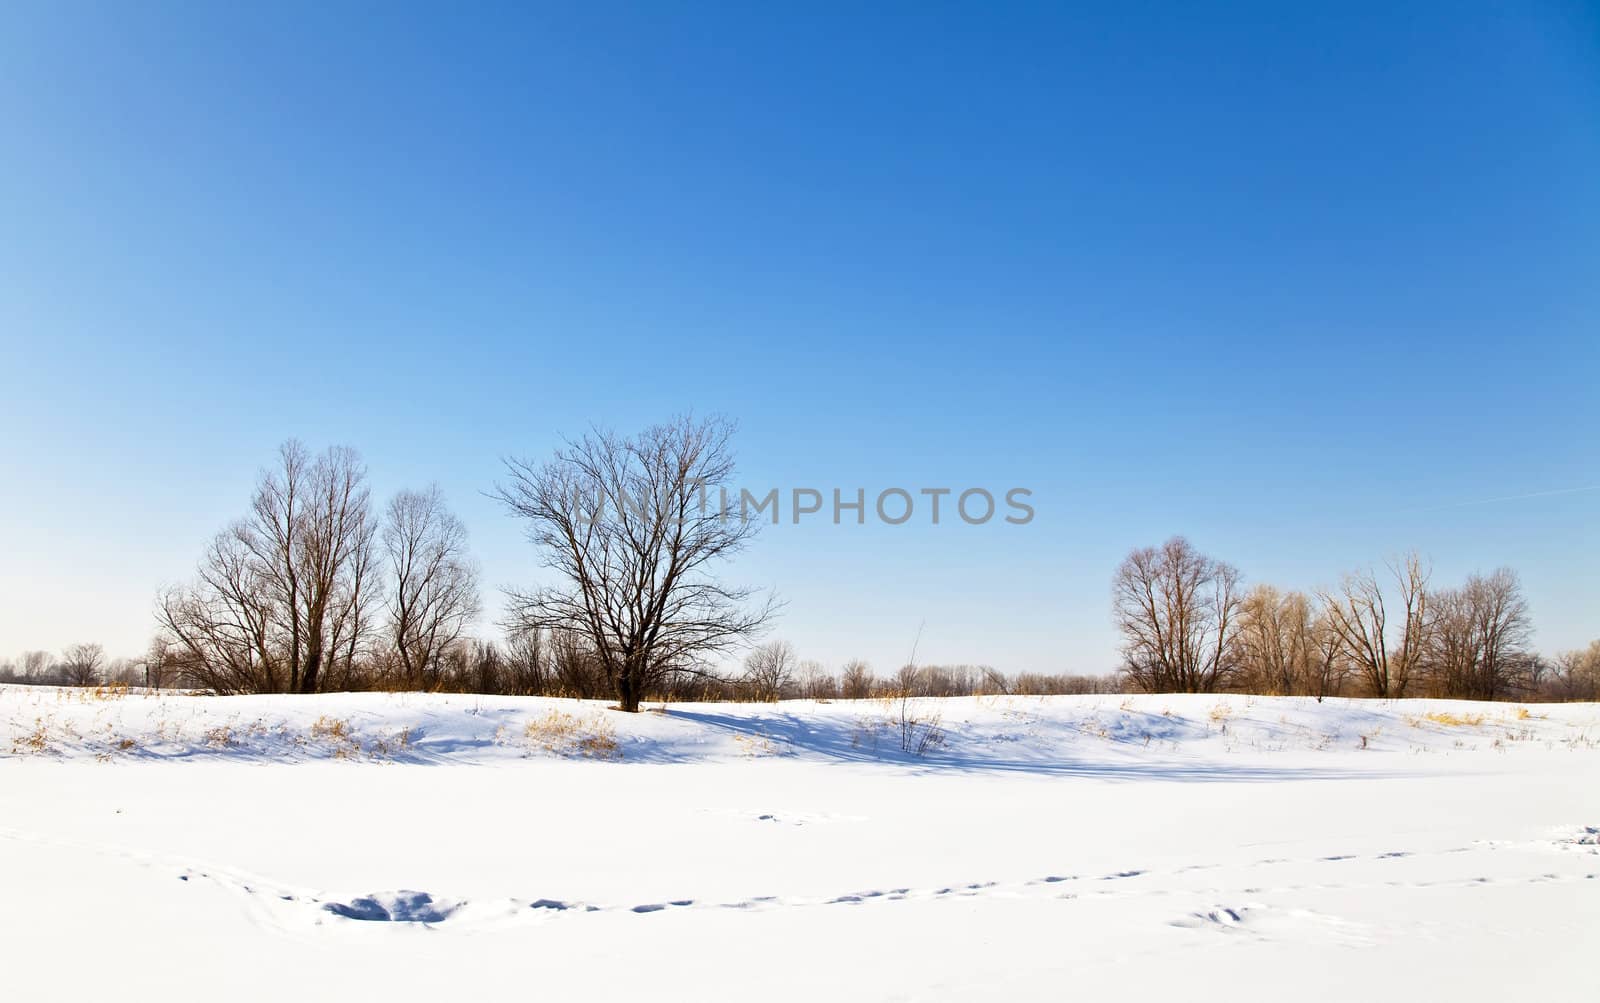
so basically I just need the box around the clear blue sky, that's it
[1,1,1596,674]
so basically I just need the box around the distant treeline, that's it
[0,633,1121,702]
[6,625,1597,704]
[5,436,1596,705]
[1112,537,1600,702]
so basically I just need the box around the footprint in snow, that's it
[324,890,456,923]
[1172,905,1251,931]
[631,900,693,914]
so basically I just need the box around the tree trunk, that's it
[615,670,640,713]
[301,643,323,694]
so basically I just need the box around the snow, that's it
[3,686,1597,1000]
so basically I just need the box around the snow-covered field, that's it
[4,686,1597,1000]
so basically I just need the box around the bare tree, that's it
[248,442,375,693]
[1234,586,1314,695]
[60,643,105,686]
[1113,537,1243,693]
[743,640,796,701]
[17,650,53,683]
[840,659,874,699]
[1426,568,1533,699]
[893,662,924,697]
[1465,568,1533,700]
[495,415,776,712]
[1551,640,1600,701]
[1306,607,1351,700]
[468,639,502,694]
[503,626,548,695]
[796,659,835,700]
[140,637,178,690]
[1427,584,1476,698]
[548,628,607,699]
[325,505,380,691]
[102,658,141,686]
[1318,552,1430,698]
[158,527,280,693]
[157,441,378,694]
[382,486,481,689]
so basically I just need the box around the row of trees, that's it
[153,441,480,695]
[736,640,1119,702]
[6,419,1595,707]
[10,625,1597,703]
[1112,536,1594,700]
[0,643,134,688]
[3,629,1117,703]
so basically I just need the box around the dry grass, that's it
[849,716,888,752]
[1412,711,1486,728]
[46,683,132,705]
[309,715,362,758]
[11,717,54,755]
[310,715,351,740]
[366,727,414,760]
[523,710,621,760]
[62,682,132,703]
[733,733,781,757]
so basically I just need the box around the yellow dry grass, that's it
[524,710,621,760]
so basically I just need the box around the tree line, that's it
[0,633,1119,702]
[1112,536,1599,700]
[5,421,1123,704]
[4,420,1596,705]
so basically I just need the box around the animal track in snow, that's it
[1559,825,1599,849]
[324,891,457,923]
[7,823,1593,937]
[1173,905,1252,930]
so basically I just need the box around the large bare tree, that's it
[1427,567,1532,699]
[60,643,106,687]
[494,415,775,712]
[1318,552,1430,698]
[1464,568,1533,700]
[247,442,375,693]
[1113,537,1242,693]
[382,485,481,689]
[157,441,377,694]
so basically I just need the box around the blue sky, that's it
[1,1,1596,673]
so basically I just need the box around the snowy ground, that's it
[3,686,1597,1000]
